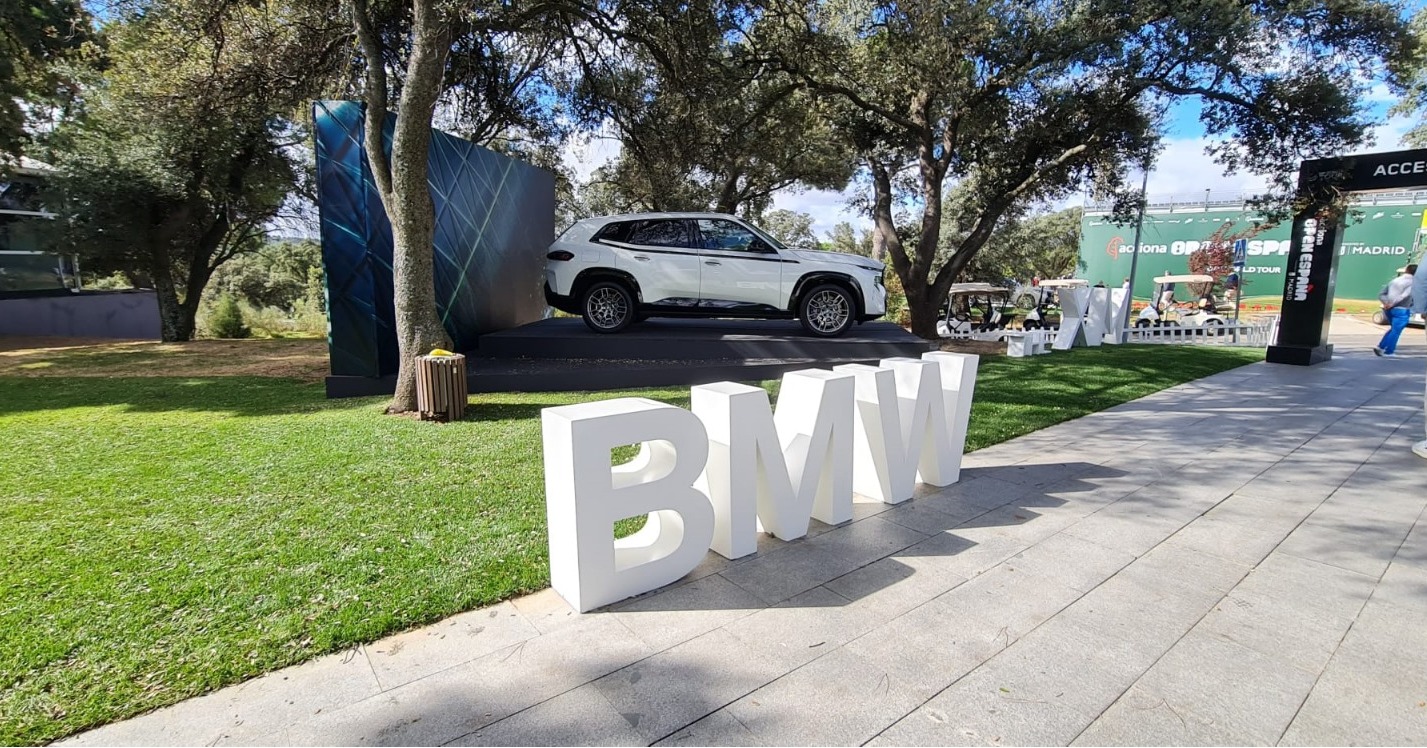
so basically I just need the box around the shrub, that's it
[208,295,251,339]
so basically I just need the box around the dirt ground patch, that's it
[0,337,329,381]
[935,338,1006,356]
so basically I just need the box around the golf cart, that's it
[1021,278,1088,330]
[1372,309,1426,327]
[937,283,1016,337]
[1136,273,1229,330]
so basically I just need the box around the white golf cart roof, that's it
[1152,274,1214,283]
[1036,278,1089,288]
[949,283,1009,294]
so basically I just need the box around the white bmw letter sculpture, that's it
[542,351,979,612]
[692,369,854,560]
[542,399,716,613]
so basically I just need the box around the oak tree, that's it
[763,0,1413,337]
[44,0,346,341]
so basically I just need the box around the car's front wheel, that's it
[799,284,856,337]
[581,280,636,333]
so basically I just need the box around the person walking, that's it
[1374,264,1417,357]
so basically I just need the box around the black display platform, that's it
[325,318,936,398]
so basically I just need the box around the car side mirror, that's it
[750,238,776,254]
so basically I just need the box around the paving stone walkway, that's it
[65,323,1427,746]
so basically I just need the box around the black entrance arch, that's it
[1267,147,1427,365]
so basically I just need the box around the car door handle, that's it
[633,255,651,262]
[704,260,721,267]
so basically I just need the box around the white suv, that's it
[545,212,886,337]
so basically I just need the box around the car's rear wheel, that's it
[799,284,856,337]
[1372,309,1388,325]
[581,280,636,333]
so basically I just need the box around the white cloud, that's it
[1142,138,1272,202]
[561,127,622,182]
[770,188,870,239]
[1137,112,1417,203]
[1366,113,1415,151]
[1364,81,1397,105]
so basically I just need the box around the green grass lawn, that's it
[0,344,1263,744]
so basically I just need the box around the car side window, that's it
[697,219,763,252]
[593,221,633,243]
[625,219,691,248]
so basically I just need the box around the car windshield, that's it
[745,222,788,251]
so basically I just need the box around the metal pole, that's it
[1118,159,1151,342]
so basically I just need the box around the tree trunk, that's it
[150,259,196,341]
[384,0,454,413]
[904,281,941,338]
[868,156,946,339]
[351,0,455,413]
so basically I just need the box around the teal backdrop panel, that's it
[314,100,554,378]
[1080,204,1426,301]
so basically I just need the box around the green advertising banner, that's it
[1080,203,1427,302]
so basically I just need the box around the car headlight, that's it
[874,271,884,287]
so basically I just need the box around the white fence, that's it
[1121,317,1277,347]
[940,317,1278,350]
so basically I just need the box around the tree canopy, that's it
[42,0,346,340]
[570,0,856,216]
[757,0,1414,335]
[0,0,94,162]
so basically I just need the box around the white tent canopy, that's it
[948,283,1010,295]
[1152,274,1215,284]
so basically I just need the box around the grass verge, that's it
[0,344,1263,744]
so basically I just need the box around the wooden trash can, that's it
[415,353,468,422]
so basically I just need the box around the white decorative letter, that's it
[840,358,956,501]
[691,371,854,555]
[691,382,787,560]
[542,398,715,612]
[1083,286,1109,347]
[922,352,979,485]
[1054,287,1090,349]
[836,363,908,504]
[772,369,855,534]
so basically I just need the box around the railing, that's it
[939,317,1277,349]
[1121,318,1276,347]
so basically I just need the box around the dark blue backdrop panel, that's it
[314,100,554,378]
